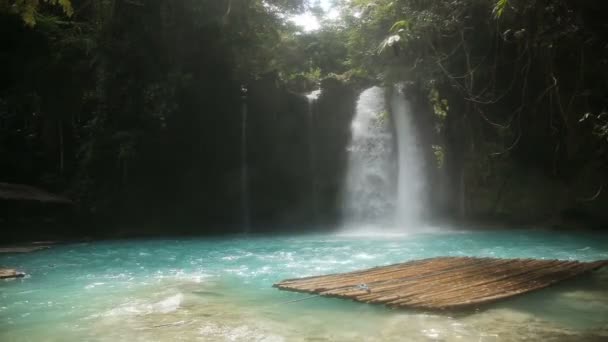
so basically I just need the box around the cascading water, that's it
[240,86,251,232]
[343,87,394,226]
[343,85,427,230]
[391,83,427,225]
[306,89,321,222]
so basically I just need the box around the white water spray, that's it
[343,85,427,230]
[343,87,394,225]
[391,84,427,225]
[306,90,321,222]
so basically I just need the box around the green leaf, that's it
[389,20,410,33]
[493,0,509,19]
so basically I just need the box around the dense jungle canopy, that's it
[1,0,607,238]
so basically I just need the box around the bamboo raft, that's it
[0,268,25,279]
[274,257,608,310]
[0,246,50,254]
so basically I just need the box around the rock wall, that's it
[245,75,357,230]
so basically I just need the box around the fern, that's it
[7,0,73,26]
[389,20,410,33]
[52,0,74,17]
[493,0,509,19]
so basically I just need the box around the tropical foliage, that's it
[2,0,607,228]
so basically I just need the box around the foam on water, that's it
[1,230,608,341]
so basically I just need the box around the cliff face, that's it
[106,74,359,234]
[438,80,608,229]
[458,159,608,229]
[246,75,357,230]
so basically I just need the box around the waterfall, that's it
[241,88,251,232]
[343,87,394,226]
[391,84,427,225]
[306,89,321,222]
[342,85,427,230]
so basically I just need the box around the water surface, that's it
[1,229,608,341]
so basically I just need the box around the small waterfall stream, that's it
[240,86,251,232]
[306,89,321,222]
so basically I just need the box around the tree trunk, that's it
[58,121,64,174]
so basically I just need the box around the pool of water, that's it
[1,228,608,341]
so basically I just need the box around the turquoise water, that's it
[1,229,608,341]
